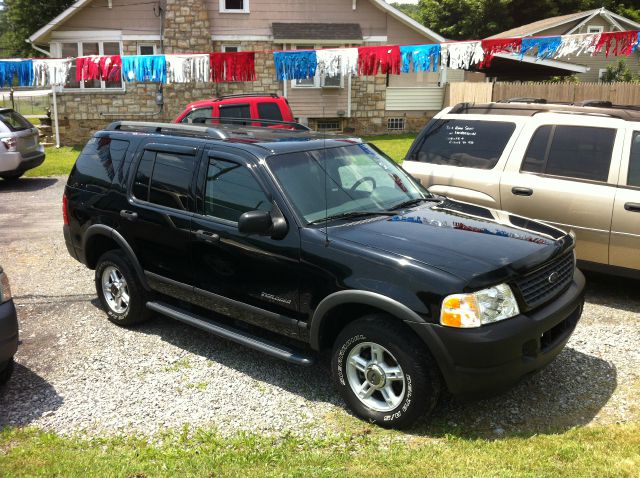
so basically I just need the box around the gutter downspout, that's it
[25,39,52,57]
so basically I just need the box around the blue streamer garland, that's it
[0,60,33,87]
[121,55,167,83]
[273,50,317,80]
[521,37,562,60]
[400,44,440,73]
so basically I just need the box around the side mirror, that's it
[238,210,288,239]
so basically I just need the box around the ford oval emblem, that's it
[548,272,560,284]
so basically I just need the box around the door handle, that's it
[512,187,533,197]
[120,210,138,221]
[194,230,220,243]
[624,202,640,212]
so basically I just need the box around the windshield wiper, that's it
[388,196,444,211]
[308,210,396,225]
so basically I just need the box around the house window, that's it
[316,120,341,132]
[138,44,156,56]
[387,118,406,131]
[587,25,604,34]
[292,45,344,89]
[219,0,249,13]
[59,41,123,90]
[598,68,608,81]
[222,45,240,53]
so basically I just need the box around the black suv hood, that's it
[330,199,572,288]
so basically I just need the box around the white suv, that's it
[403,101,640,277]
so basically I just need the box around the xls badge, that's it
[260,292,292,305]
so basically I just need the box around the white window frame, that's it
[291,44,345,89]
[587,25,604,34]
[137,43,157,55]
[53,40,124,91]
[219,0,249,13]
[599,68,608,81]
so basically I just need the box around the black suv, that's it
[63,121,585,428]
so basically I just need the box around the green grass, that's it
[1,424,638,477]
[364,134,417,163]
[24,146,81,178]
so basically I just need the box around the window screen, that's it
[257,102,283,125]
[629,131,640,187]
[522,125,615,182]
[205,159,271,222]
[415,119,515,169]
[219,104,250,125]
[148,152,194,210]
[225,0,244,9]
[70,137,129,191]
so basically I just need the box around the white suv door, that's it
[610,128,640,271]
[499,115,624,265]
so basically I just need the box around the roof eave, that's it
[493,53,589,73]
[28,0,94,44]
[367,0,445,42]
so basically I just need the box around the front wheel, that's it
[331,315,441,428]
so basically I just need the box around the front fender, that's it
[309,290,427,351]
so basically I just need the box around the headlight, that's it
[0,272,12,304]
[440,283,519,328]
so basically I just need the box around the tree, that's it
[0,0,74,57]
[417,0,640,40]
[600,59,639,82]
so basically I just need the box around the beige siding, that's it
[386,14,438,44]
[386,87,444,111]
[287,87,348,118]
[574,51,640,82]
[209,0,387,39]
[60,0,162,36]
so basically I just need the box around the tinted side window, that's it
[71,137,130,192]
[522,126,615,182]
[181,107,212,124]
[0,109,31,131]
[219,104,251,125]
[521,126,552,174]
[204,159,271,222]
[415,119,515,170]
[257,102,283,125]
[629,131,640,187]
[148,152,195,210]
[133,150,155,200]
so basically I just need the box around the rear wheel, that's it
[95,250,152,326]
[0,358,14,384]
[331,314,441,428]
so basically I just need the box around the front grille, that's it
[514,252,574,310]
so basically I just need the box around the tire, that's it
[1,173,23,181]
[95,250,152,326]
[0,358,14,385]
[331,314,441,429]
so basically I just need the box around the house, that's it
[482,7,640,81]
[27,0,451,144]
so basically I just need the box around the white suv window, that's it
[522,125,616,182]
[412,119,516,170]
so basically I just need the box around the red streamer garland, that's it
[210,52,256,82]
[75,55,121,82]
[357,46,402,76]
[480,38,523,68]
[595,31,639,57]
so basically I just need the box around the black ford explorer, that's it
[63,121,585,428]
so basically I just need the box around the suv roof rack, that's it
[449,100,640,122]
[191,116,310,131]
[105,121,228,139]
[498,97,548,104]
[214,93,280,101]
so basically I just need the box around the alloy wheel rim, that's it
[345,341,406,412]
[101,266,129,314]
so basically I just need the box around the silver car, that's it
[0,108,45,181]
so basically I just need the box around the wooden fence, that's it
[446,81,640,106]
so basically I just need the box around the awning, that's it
[272,23,363,43]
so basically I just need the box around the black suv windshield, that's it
[266,143,427,224]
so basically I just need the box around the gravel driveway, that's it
[0,177,638,437]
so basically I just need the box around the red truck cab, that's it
[174,94,294,128]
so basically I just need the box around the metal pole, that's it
[52,86,60,148]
